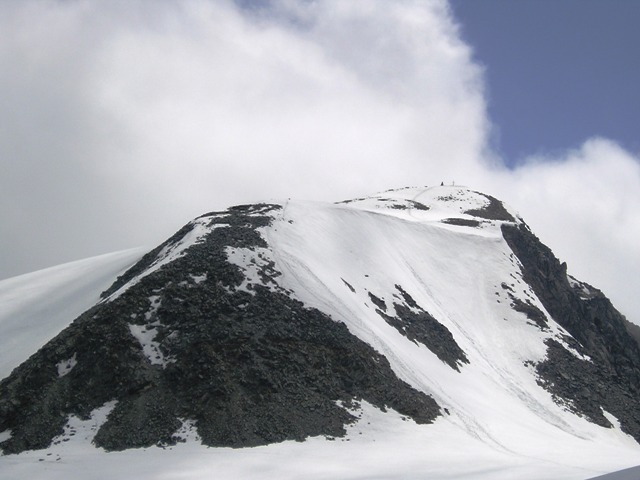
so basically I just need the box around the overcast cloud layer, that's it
[1,0,639,323]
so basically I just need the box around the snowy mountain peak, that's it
[1,187,640,479]
[338,185,519,229]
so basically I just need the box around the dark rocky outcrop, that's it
[0,204,440,455]
[465,192,515,222]
[441,218,482,228]
[623,319,640,347]
[501,284,549,331]
[373,286,469,371]
[407,200,430,211]
[502,222,640,440]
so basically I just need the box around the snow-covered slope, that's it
[262,187,640,475]
[1,186,639,479]
[0,248,144,379]
[269,190,602,438]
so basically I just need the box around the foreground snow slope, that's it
[1,186,639,479]
[0,402,637,480]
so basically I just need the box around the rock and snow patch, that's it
[225,246,282,294]
[0,248,143,380]
[568,274,600,300]
[56,353,77,377]
[339,400,423,441]
[172,419,202,444]
[105,218,220,301]
[145,295,161,320]
[128,324,169,366]
[602,410,640,447]
[128,296,174,366]
[555,335,592,362]
[51,401,118,448]
[0,430,11,443]
[341,185,519,230]
[190,273,207,284]
[142,218,213,277]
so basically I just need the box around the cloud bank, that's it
[1,0,638,322]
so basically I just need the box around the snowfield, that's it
[1,186,639,479]
[0,403,637,480]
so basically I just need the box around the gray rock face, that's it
[502,222,640,441]
[465,191,516,222]
[0,203,440,454]
[371,286,469,371]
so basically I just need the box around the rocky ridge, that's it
[502,222,640,439]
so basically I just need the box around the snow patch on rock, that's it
[128,296,174,366]
[56,353,77,377]
[225,246,282,294]
[51,401,118,448]
[190,273,207,284]
[173,419,201,444]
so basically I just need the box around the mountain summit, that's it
[1,186,640,477]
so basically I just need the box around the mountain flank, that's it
[2,185,640,459]
[0,203,438,453]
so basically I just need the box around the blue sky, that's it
[0,0,639,322]
[451,0,640,164]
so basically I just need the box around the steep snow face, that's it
[0,248,144,378]
[261,186,639,463]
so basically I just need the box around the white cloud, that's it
[90,0,489,202]
[1,0,639,324]
[0,0,488,275]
